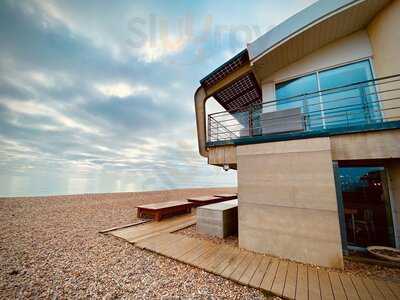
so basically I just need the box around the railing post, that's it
[208,114,211,142]
[248,104,253,137]
[360,86,371,124]
[216,118,219,142]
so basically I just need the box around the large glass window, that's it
[319,60,380,127]
[275,74,323,129]
[275,60,380,130]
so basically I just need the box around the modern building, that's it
[194,0,400,268]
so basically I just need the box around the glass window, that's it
[275,74,322,128]
[319,60,380,127]
[274,60,380,130]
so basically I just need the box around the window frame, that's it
[274,57,378,129]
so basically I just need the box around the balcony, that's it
[207,74,400,147]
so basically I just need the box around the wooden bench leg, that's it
[155,212,162,221]
[137,209,142,218]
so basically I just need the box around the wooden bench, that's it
[136,201,192,221]
[214,193,238,200]
[186,195,224,207]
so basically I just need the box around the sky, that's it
[0,0,316,197]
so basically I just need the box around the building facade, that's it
[194,0,400,268]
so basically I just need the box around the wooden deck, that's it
[108,213,195,243]
[135,232,400,300]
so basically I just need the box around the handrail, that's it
[209,73,400,117]
[207,73,400,144]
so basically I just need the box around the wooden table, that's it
[136,201,192,221]
[187,196,224,207]
[214,193,238,200]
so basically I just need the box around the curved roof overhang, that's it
[248,0,392,80]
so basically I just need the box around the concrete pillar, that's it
[237,137,344,268]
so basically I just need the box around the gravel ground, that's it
[0,188,275,299]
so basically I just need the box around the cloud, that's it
[96,82,149,98]
[0,0,316,196]
[0,99,101,135]
[137,37,189,63]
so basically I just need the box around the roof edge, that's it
[247,0,362,61]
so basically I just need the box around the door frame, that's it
[333,161,396,250]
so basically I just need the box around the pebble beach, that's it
[0,188,269,299]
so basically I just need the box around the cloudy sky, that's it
[0,0,315,197]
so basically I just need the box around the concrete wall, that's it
[208,145,237,168]
[367,0,400,78]
[367,0,400,121]
[387,160,400,248]
[260,30,373,104]
[237,137,344,268]
[330,129,400,161]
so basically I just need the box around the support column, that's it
[237,137,344,268]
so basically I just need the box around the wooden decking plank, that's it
[362,278,385,300]
[374,280,397,300]
[249,256,271,289]
[339,273,360,300]
[175,238,205,260]
[208,245,235,272]
[114,214,192,237]
[329,272,347,300]
[203,245,231,270]
[260,258,279,292]
[238,254,263,285]
[153,233,187,253]
[192,245,219,268]
[141,233,183,252]
[318,270,334,300]
[132,220,196,243]
[180,240,214,264]
[100,219,151,233]
[157,236,192,257]
[350,276,372,300]
[295,264,308,300]
[230,253,254,282]
[221,251,248,278]
[135,232,173,249]
[197,245,227,269]
[271,260,288,297]
[212,247,241,275]
[163,236,201,258]
[307,266,321,300]
[112,214,194,242]
[283,262,297,300]
[387,282,400,299]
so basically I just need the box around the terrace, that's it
[207,73,400,147]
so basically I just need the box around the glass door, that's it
[339,166,395,248]
[318,60,381,128]
[275,73,322,129]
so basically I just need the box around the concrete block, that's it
[196,200,238,238]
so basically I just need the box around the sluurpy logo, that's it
[125,13,263,66]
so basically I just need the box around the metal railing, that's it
[208,74,400,144]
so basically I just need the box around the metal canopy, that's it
[200,50,249,88]
[200,50,262,112]
[213,72,262,112]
